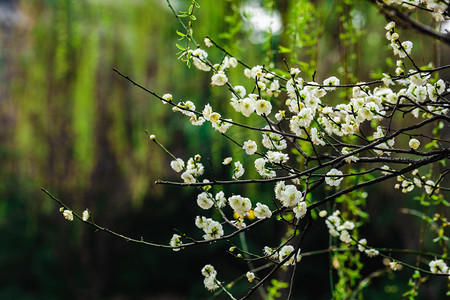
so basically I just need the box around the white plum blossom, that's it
[254,202,272,219]
[338,220,355,231]
[240,97,256,117]
[255,99,272,116]
[365,248,379,257]
[229,195,252,215]
[211,119,233,133]
[325,211,342,237]
[429,259,449,274]
[190,48,211,72]
[202,104,213,121]
[275,110,285,121]
[310,127,326,146]
[222,157,232,165]
[62,209,73,221]
[339,230,352,244]
[409,138,420,149]
[246,271,255,282]
[161,93,173,103]
[197,192,214,210]
[425,180,437,195]
[181,171,196,183]
[392,40,413,58]
[170,234,182,251]
[243,140,257,155]
[290,67,301,76]
[358,238,367,252]
[204,37,213,47]
[323,76,340,91]
[341,147,359,164]
[278,185,302,207]
[278,245,301,266]
[201,264,219,291]
[211,71,228,86]
[262,127,287,150]
[189,115,205,126]
[215,191,227,208]
[325,168,344,186]
[232,161,245,179]
[390,261,401,271]
[293,202,307,219]
[82,209,90,221]
[266,151,289,164]
[233,85,247,98]
[196,217,224,240]
[203,275,219,291]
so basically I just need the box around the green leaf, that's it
[278,45,291,53]
[176,44,186,51]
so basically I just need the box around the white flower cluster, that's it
[158,17,450,295]
[394,169,439,195]
[325,211,379,257]
[195,216,224,240]
[201,264,220,291]
[61,208,90,222]
[170,156,205,183]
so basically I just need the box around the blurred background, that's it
[0,0,448,299]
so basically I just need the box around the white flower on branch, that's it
[242,140,257,155]
[82,209,90,221]
[425,180,438,195]
[197,192,214,210]
[365,248,379,257]
[266,151,289,164]
[229,195,252,216]
[255,99,272,116]
[233,85,246,98]
[246,271,255,282]
[278,185,302,208]
[240,97,256,117]
[262,127,287,150]
[204,37,212,47]
[429,259,449,274]
[161,93,172,104]
[222,157,232,165]
[232,161,245,180]
[325,168,344,187]
[358,238,367,252]
[339,230,352,244]
[323,76,340,91]
[310,127,326,146]
[293,202,307,219]
[211,71,228,86]
[254,202,272,219]
[62,209,73,221]
[409,138,420,150]
[170,234,182,251]
[211,119,232,133]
